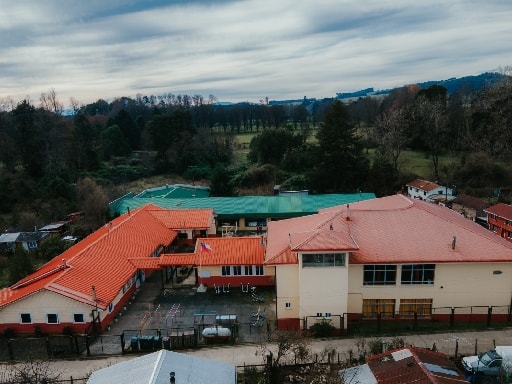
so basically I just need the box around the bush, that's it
[62,326,73,336]
[3,328,15,338]
[309,320,335,338]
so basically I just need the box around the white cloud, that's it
[1,0,511,107]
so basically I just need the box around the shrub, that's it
[3,328,15,338]
[309,320,335,338]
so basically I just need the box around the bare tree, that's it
[0,359,63,383]
[256,329,311,366]
[375,107,408,172]
[39,88,64,115]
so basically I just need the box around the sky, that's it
[1,0,511,107]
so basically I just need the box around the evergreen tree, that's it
[310,101,369,193]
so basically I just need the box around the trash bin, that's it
[163,336,170,350]
[130,336,139,351]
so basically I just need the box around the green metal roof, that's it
[110,193,376,219]
[135,184,211,199]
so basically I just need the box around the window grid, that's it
[399,298,433,317]
[362,299,395,318]
[401,264,435,285]
[363,265,397,285]
[221,265,264,276]
[302,253,346,267]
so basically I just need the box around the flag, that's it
[200,242,212,252]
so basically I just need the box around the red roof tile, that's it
[147,208,213,229]
[0,204,215,310]
[266,194,512,265]
[160,237,265,266]
[406,179,440,192]
[484,203,512,220]
[367,347,466,384]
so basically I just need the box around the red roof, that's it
[406,179,440,192]
[367,346,466,383]
[0,204,214,310]
[484,203,512,220]
[160,237,265,266]
[265,194,512,265]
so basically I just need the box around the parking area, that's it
[98,271,276,353]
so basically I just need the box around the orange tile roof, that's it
[0,204,215,310]
[484,203,512,220]
[160,237,265,266]
[147,208,213,229]
[406,178,440,192]
[265,194,512,265]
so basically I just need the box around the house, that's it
[0,205,215,335]
[87,349,236,384]
[405,179,455,204]
[339,346,466,383]
[110,186,376,234]
[451,193,490,225]
[0,231,50,253]
[264,194,512,330]
[484,203,512,242]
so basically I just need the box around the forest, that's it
[1,71,512,242]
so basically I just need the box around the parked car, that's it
[462,349,503,377]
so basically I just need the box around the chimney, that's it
[62,258,67,269]
[127,207,131,216]
[346,204,350,220]
[451,235,456,250]
[170,372,176,383]
[92,285,97,302]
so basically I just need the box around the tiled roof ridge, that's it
[11,263,68,290]
[413,198,512,246]
[47,283,97,306]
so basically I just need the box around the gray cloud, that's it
[0,0,511,106]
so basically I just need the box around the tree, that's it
[310,101,369,193]
[7,247,34,285]
[39,88,64,115]
[75,177,109,231]
[247,128,304,166]
[100,124,131,159]
[375,107,408,172]
[209,164,235,197]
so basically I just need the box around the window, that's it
[325,312,332,318]
[303,253,346,267]
[362,299,395,318]
[399,298,433,317]
[108,303,114,312]
[316,313,323,317]
[245,218,267,227]
[222,265,264,276]
[73,313,85,323]
[27,241,37,249]
[285,302,291,309]
[363,265,397,285]
[47,313,59,324]
[401,264,435,285]
[20,313,32,324]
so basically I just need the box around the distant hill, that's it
[335,72,507,100]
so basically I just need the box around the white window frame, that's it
[46,313,59,324]
[73,313,85,323]
[20,313,32,324]
[285,302,292,309]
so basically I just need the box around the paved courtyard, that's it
[97,270,276,353]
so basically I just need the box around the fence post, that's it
[121,332,125,354]
[74,335,80,356]
[413,312,418,331]
[450,307,455,328]
[377,313,381,333]
[85,335,91,357]
[455,339,459,358]
[487,306,492,327]
[474,339,478,355]
[7,339,14,360]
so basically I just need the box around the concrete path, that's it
[5,327,511,381]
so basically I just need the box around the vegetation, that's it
[0,70,511,269]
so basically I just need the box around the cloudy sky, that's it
[1,0,511,107]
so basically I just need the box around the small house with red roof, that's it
[0,204,216,335]
[484,203,512,242]
[406,179,455,204]
[265,194,512,330]
[339,346,466,383]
